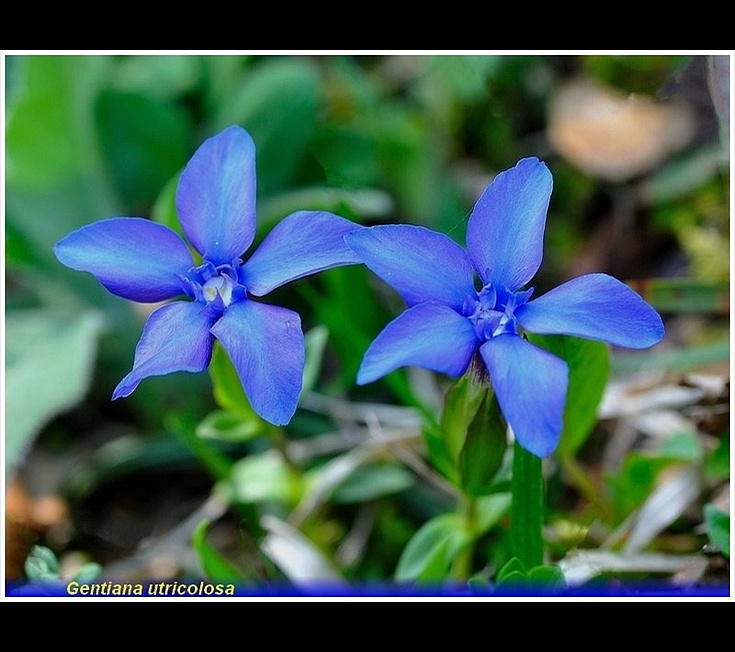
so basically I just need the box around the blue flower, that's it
[346,157,664,458]
[54,125,362,426]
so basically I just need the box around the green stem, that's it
[451,496,477,580]
[511,440,544,569]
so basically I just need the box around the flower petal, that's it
[211,300,304,426]
[346,225,476,310]
[112,301,216,399]
[466,157,553,290]
[516,273,665,348]
[54,218,192,302]
[242,211,363,296]
[357,303,478,384]
[480,334,568,458]
[176,126,257,264]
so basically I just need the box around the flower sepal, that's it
[424,356,508,496]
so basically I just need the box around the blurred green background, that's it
[4,53,730,589]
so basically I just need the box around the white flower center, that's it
[202,275,234,306]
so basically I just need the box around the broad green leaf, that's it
[496,570,527,586]
[150,173,186,240]
[606,452,686,523]
[475,492,513,535]
[370,106,440,225]
[529,334,610,457]
[196,409,264,443]
[201,55,254,113]
[425,55,502,102]
[660,431,703,462]
[227,451,299,506]
[704,435,730,483]
[394,513,470,582]
[527,564,566,587]
[5,55,109,188]
[496,557,526,582]
[330,463,415,504]
[95,90,192,209]
[458,393,507,496]
[496,562,566,588]
[5,310,104,478]
[641,143,726,203]
[5,56,123,279]
[704,504,730,559]
[209,343,262,422]
[5,220,40,268]
[214,57,321,196]
[192,519,245,582]
[112,54,202,100]
[312,127,381,188]
[258,186,393,233]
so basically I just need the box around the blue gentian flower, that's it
[54,125,362,426]
[346,157,664,458]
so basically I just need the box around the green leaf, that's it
[704,504,730,559]
[24,545,61,581]
[641,143,726,203]
[192,519,245,582]
[209,343,264,424]
[196,409,265,443]
[458,393,508,496]
[496,561,566,588]
[5,56,122,278]
[606,452,681,522]
[496,557,527,583]
[623,278,730,315]
[95,90,192,209]
[421,424,458,484]
[467,574,492,592]
[214,57,321,196]
[660,431,703,462]
[5,309,104,477]
[302,325,330,397]
[394,513,470,582]
[474,492,513,535]
[425,55,502,102]
[258,186,393,233]
[704,435,730,483]
[227,451,298,506]
[331,463,415,504]
[5,219,40,268]
[529,334,610,457]
[5,55,110,188]
[527,564,566,587]
[612,339,730,374]
[150,173,186,240]
[112,54,202,100]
